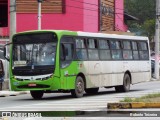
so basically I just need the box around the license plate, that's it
[28,83,37,87]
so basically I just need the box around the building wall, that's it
[0,0,127,36]
[83,0,99,32]
[17,0,84,32]
[115,0,128,31]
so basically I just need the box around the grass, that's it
[120,93,160,102]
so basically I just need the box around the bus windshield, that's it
[13,43,56,67]
[12,33,57,76]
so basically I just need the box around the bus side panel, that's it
[60,61,79,90]
[100,61,124,87]
[87,61,101,88]
[86,61,124,88]
[131,61,151,84]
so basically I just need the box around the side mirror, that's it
[4,43,12,62]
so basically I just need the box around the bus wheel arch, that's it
[125,70,132,84]
[71,73,86,98]
[77,73,86,88]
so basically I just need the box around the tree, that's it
[124,0,156,41]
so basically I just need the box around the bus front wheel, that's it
[115,74,131,92]
[30,91,44,99]
[71,76,85,98]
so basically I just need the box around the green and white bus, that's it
[4,30,151,99]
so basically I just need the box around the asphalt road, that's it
[0,80,160,112]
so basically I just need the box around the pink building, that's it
[0,0,127,37]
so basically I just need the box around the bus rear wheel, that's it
[30,91,44,100]
[115,74,131,92]
[85,88,99,94]
[71,76,85,98]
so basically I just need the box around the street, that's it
[0,80,160,112]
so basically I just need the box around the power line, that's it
[69,0,124,11]
[47,1,125,16]
[25,0,129,18]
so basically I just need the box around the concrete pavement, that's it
[0,91,29,97]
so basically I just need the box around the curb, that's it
[107,102,160,109]
[0,91,29,97]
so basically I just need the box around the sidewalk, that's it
[0,90,29,97]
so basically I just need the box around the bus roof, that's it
[77,31,148,41]
[15,30,148,41]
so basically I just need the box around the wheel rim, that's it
[76,80,84,94]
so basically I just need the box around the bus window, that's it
[75,38,88,60]
[111,50,123,60]
[110,41,122,60]
[123,41,133,60]
[99,40,109,49]
[139,42,148,50]
[61,43,74,61]
[88,39,99,60]
[139,51,149,60]
[132,41,139,60]
[99,40,111,60]
[76,49,88,60]
[110,41,121,50]
[123,41,131,49]
[138,42,149,60]
[64,44,73,60]
[60,43,74,68]
[76,38,86,48]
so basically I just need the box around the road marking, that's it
[1,88,160,111]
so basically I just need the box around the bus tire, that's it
[71,76,84,98]
[115,74,131,92]
[30,91,44,100]
[85,88,99,94]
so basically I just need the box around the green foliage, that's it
[120,97,133,102]
[142,19,155,40]
[124,0,156,40]
[120,93,160,102]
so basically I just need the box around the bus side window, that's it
[60,43,74,61]
[75,38,88,60]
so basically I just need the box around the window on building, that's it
[16,0,65,13]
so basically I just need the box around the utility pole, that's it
[8,0,16,89]
[10,0,16,40]
[99,0,102,32]
[154,0,160,80]
[37,0,44,30]
[38,2,42,30]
